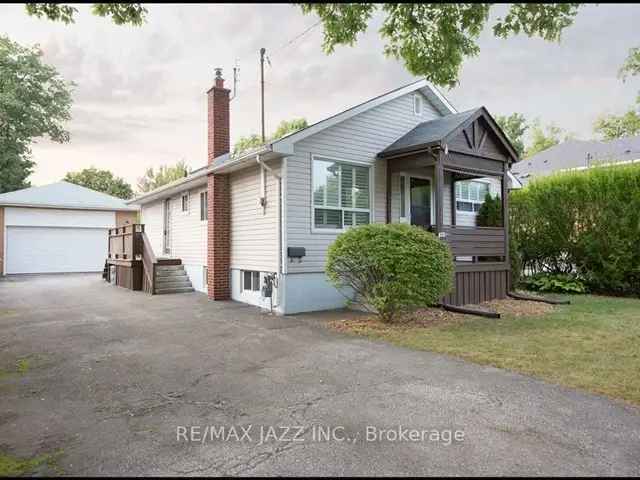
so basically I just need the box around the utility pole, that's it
[260,47,266,142]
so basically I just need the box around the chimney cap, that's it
[213,67,225,89]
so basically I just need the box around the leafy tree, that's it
[299,3,583,87]
[525,121,568,157]
[589,46,640,141]
[593,110,640,141]
[64,167,133,199]
[495,113,528,157]
[233,118,308,156]
[619,46,640,103]
[24,3,147,26]
[137,160,190,193]
[0,36,73,193]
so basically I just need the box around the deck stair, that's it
[154,264,194,294]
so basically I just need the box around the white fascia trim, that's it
[507,171,523,189]
[272,79,453,152]
[0,203,138,212]
[129,169,208,205]
[420,81,457,114]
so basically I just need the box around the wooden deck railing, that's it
[140,231,157,294]
[439,226,506,259]
[108,224,144,260]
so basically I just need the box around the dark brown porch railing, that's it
[439,226,505,258]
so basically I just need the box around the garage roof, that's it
[0,181,138,211]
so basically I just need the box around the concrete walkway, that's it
[0,274,638,476]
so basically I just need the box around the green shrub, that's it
[326,223,454,322]
[521,273,587,294]
[477,192,503,227]
[510,163,640,296]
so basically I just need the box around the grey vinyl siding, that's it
[285,92,442,273]
[230,160,281,273]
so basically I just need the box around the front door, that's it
[163,198,171,255]
[410,177,432,228]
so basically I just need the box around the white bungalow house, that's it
[128,71,519,314]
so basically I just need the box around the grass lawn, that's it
[331,295,640,406]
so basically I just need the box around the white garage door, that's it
[6,226,108,274]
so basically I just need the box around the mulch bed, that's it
[328,297,555,332]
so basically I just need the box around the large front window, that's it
[455,180,489,213]
[312,157,370,230]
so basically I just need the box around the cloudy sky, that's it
[1,3,639,188]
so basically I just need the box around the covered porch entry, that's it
[378,107,519,306]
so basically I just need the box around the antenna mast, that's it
[260,47,266,142]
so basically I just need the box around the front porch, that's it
[378,107,518,305]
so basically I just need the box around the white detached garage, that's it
[0,181,138,275]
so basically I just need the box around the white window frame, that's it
[241,270,261,292]
[413,93,423,116]
[455,179,492,214]
[199,190,207,222]
[399,172,435,225]
[310,154,374,234]
[181,192,190,214]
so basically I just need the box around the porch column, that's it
[434,150,444,232]
[386,159,391,224]
[502,164,510,286]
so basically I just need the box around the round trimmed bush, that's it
[326,223,454,322]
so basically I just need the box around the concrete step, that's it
[155,279,193,289]
[156,264,184,272]
[156,268,187,278]
[156,286,195,294]
[155,273,189,282]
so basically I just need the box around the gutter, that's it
[128,168,209,205]
[0,203,138,212]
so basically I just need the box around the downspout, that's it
[256,155,284,310]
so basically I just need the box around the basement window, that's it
[242,270,260,292]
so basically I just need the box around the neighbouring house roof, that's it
[378,106,519,164]
[512,135,640,184]
[0,181,138,211]
[131,78,458,205]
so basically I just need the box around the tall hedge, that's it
[510,164,640,296]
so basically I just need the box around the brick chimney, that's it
[207,68,230,163]
[207,68,231,300]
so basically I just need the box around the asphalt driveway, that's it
[1,274,639,476]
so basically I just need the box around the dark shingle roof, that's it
[379,108,478,157]
[512,135,640,184]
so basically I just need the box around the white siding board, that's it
[168,185,208,267]
[230,161,280,273]
[286,92,443,273]
[140,200,164,256]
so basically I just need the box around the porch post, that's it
[502,164,510,286]
[451,176,456,226]
[434,149,444,233]
[386,159,391,224]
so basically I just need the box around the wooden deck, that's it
[104,224,180,294]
